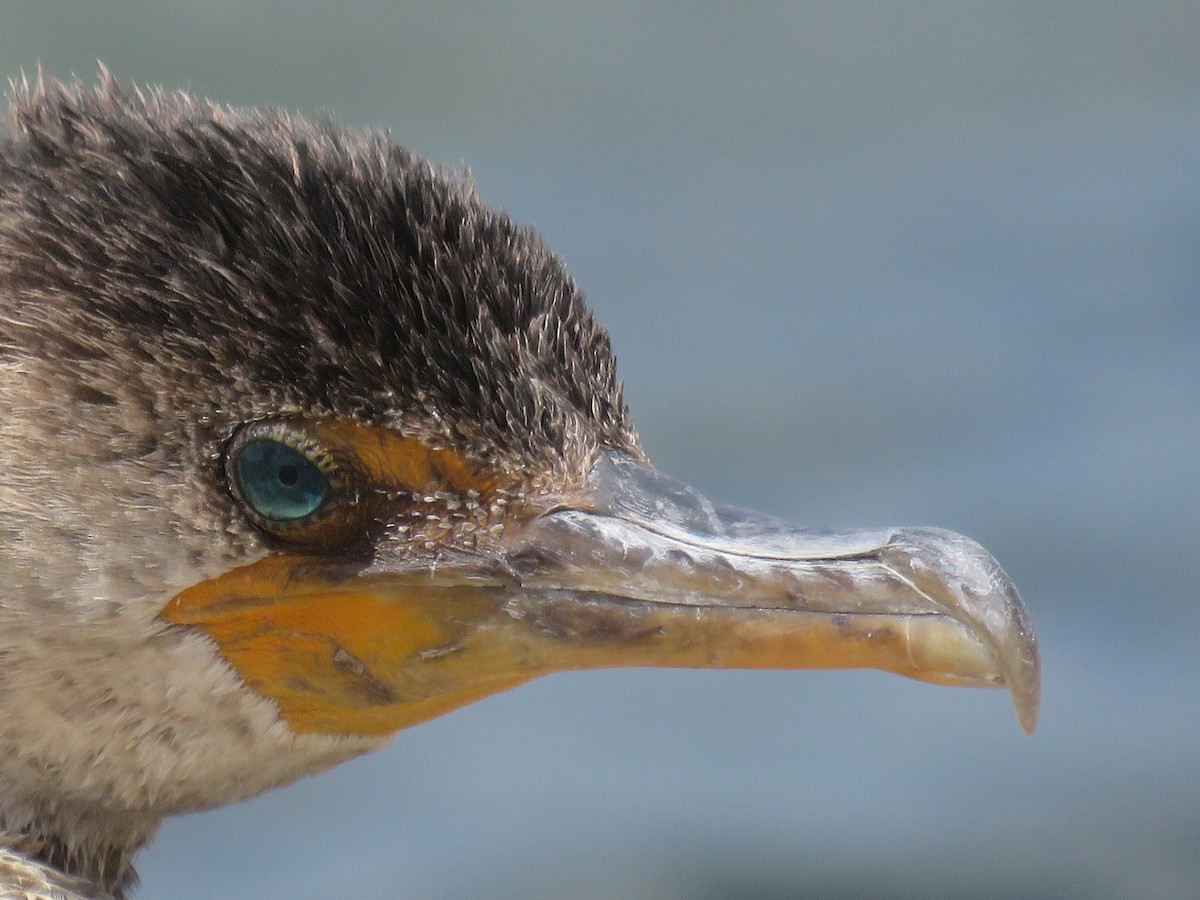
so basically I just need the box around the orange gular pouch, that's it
[161,555,536,736]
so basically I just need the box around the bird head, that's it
[0,74,1038,893]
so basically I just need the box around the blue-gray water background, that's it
[3,3,1197,897]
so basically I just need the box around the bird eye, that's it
[233,439,330,521]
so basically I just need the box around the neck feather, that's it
[0,806,159,897]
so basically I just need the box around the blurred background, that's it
[3,3,1198,898]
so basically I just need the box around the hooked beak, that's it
[164,452,1040,737]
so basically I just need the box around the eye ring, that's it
[226,421,340,533]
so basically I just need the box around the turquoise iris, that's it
[235,440,329,521]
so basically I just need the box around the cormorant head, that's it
[0,74,1038,894]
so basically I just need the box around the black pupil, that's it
[278,465,299,486]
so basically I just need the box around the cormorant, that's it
[0,74,1039,899]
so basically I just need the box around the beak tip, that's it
[1013,676,1040,735]
[992,568,1041,736]
[881,528,1042,735]
[1009,638,1041,736]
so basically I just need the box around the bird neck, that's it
[0,803,157,898]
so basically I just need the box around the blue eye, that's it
[234,439,330,521]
